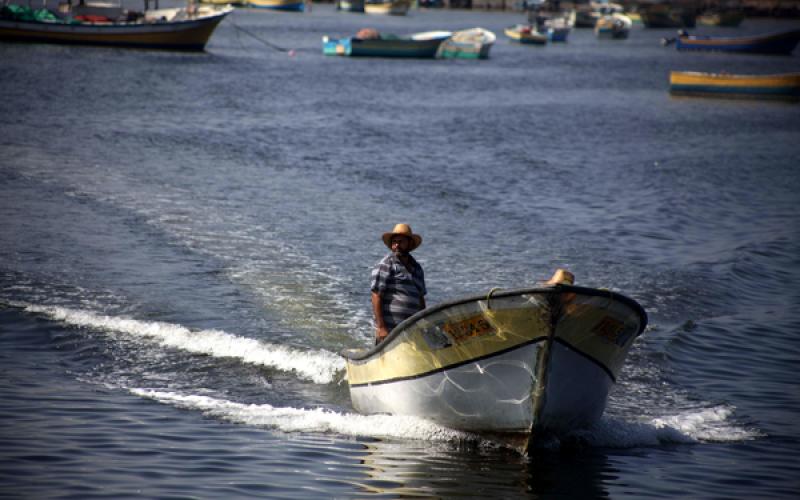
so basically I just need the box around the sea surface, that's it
[2,6,800,498]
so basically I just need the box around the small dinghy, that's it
[505,24,548,45]
[341,270,647,449]
[436,27,495,59]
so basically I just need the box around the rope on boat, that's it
[228,17,293,53]
[486,287,501,310]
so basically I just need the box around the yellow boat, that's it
[0,1,232,50]
[670,71,800,100]
[341,271,647,447]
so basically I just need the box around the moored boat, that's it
[336,0,365,12]
[341,272,648,444]
[505,24,548,44]
[697,9,745,27]
[639,3,696,28]
[323,29,452,57]
[247,0,305,11]
[669,71,800,100]
[0,1,232,50]
[574,1,623,27]
[672,29,800,55]
[364,0,410,15]
[436,27,495,59]
[595,12,632,38]
[543,10,574,42]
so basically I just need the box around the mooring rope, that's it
[227,17,293,53]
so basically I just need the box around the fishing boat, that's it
[323,29,452,57]
[670,71,800,100]
[336,0,365,12]
[0,1,232,50]
[436,27,495,59]
[670,29,800,55]
[247,0,305,11]
[505,24,548,44]
[543,10,574,42]
[574,1,623,28]
[363,0,410,15]
[341,271,648,445]
[697,9,745,27]
[639,3,696,28]
[594,12,632,38]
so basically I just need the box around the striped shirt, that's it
[371,252,426,332]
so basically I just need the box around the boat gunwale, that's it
[0,6,232,32]
[341,284,648,362]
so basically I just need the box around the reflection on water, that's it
[353,438,612,498]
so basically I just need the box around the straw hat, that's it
[382,223,422,251]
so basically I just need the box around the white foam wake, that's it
[131,389,474,443]
[574,405,763,448]
[130,388,761,450]
[22,304,345,384]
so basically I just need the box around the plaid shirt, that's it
[371,252,426,332]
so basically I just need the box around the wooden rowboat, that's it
[341,271,648,447]
[505,24,547,45]
[323,30,452,58]
[670,71,800,100]
[0,2,232,51]
[436,27,495,59]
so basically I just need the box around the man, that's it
[370,223,427,345]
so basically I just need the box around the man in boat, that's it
[370,223,427,345]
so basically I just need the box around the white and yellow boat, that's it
[341,272,647,446]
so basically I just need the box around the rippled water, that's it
[1,6,799,498]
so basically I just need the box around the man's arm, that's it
[372,291,390,343]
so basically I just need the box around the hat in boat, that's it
[382,223,422,251]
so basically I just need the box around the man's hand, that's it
[376,325,390,344]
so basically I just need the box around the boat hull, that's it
[547,27,570,42]
[698,10,745,27]
[323,32,451,58]
[640,6,696,28]
[364,0,409,15]
[342,285,647,435]
[675,29,800,55]
[505,25,547,45]
[0,7,231,50]
[436,27,495,59]
[247,0,305,11]
[595,14,631,39]
[336,0,365,12]
[670,71,800,100]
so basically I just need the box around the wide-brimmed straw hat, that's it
[382,223,422,251]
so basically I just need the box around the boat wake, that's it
[570,406,763,448]
[131,387,761,451]
[13,302,344,384]
[9,301,763,451]
[131,388,476,444]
